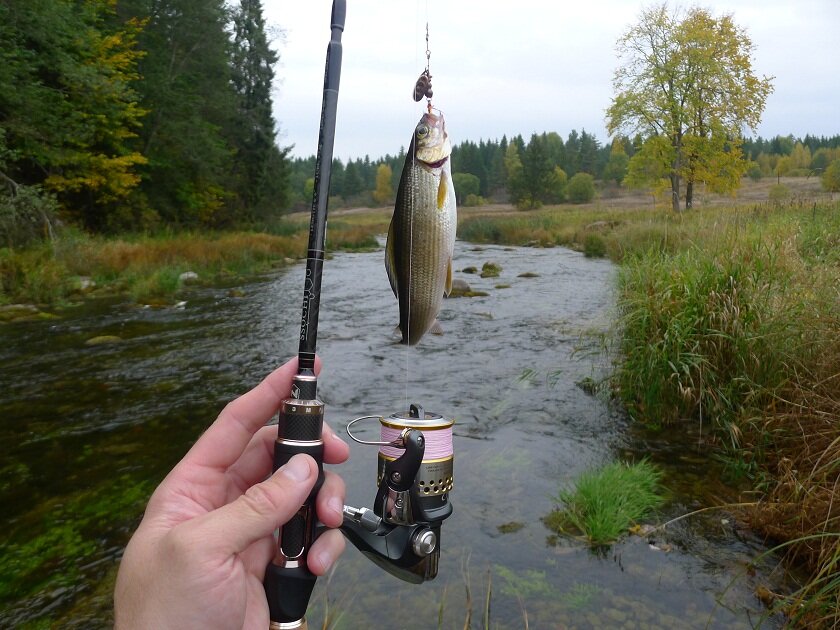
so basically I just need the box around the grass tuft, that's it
[545,459,663,545]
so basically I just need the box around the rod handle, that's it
[264,403,324,625]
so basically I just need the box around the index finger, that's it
[184,357,321,471]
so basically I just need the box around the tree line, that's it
[286,131,840,212]
[1,0,286,240]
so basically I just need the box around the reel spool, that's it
[377,404,453,517]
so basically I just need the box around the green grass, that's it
[545,459,664,545]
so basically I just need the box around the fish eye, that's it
[417,125,429,137]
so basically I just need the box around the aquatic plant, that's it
[545,459,663,545]
[0,476,151,610]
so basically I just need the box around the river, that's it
[0,242,788,628]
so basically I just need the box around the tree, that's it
[0,0,146,230]
[547,167,567,203]
[607,4,773,211]
[567,173,595,204]
[603,138,630,185]
[372,163,394,205]
[452,173,480,205]
[121,0,242,227]
[823,160,840,193]
[230,0,290,220]
[504,142,525,206]
[518,134,554,209]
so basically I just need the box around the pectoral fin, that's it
[437,174,448,210]
[385,221,398,298]
[429,319,444,335]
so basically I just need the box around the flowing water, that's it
[0,242,789,628]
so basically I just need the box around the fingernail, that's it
[328,496,343,518]
[317,549,333,572]
[282,456,310,482]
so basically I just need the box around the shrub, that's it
[822,159,840,192]
[567,173,595,204]
[768,183,790,205]
[463,193,487,207]
[0,184,60,248]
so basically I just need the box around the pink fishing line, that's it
[379,425,453,460]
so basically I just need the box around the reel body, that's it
[342,403,454,583]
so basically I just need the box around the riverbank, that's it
[461,199,840,626]
[0,216,387,311]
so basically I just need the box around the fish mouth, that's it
[419,156,449,169]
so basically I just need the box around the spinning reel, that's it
[342,404,454,583]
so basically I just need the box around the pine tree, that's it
[230,0,289,220]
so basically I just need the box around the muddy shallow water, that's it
[0,242,787,628]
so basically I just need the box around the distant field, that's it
[327,176,832,221]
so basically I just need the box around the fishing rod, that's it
[261,1,344,627]
[263,3,454,628]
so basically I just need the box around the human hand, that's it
[114,358,350,629]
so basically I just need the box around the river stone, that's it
[480,262,502,278]
[0,304,39,322]
[77,276,96,290]
[449,278,472,297]
[605,608,627,623]
[462,266,478,274]
[179,271,199,283]
[518,271,539,278]
[85,335,123,346]
[495,283,511,289]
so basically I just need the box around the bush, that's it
[567,173,595,204]
[822,159,840,192]
[463,193,487,207]
[0,184,60,248]
[747,162,763,181]
[769,183,790,205]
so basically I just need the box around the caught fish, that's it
[385,111,457,345]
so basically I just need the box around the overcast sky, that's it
[263,1,840,161]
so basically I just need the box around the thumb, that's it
[187,454,318,556]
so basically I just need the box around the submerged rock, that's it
[480,262,502,278]
[449,278,472,297]
[85,335,123,346]
[517,271,539,278]
[462,266,478,274]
